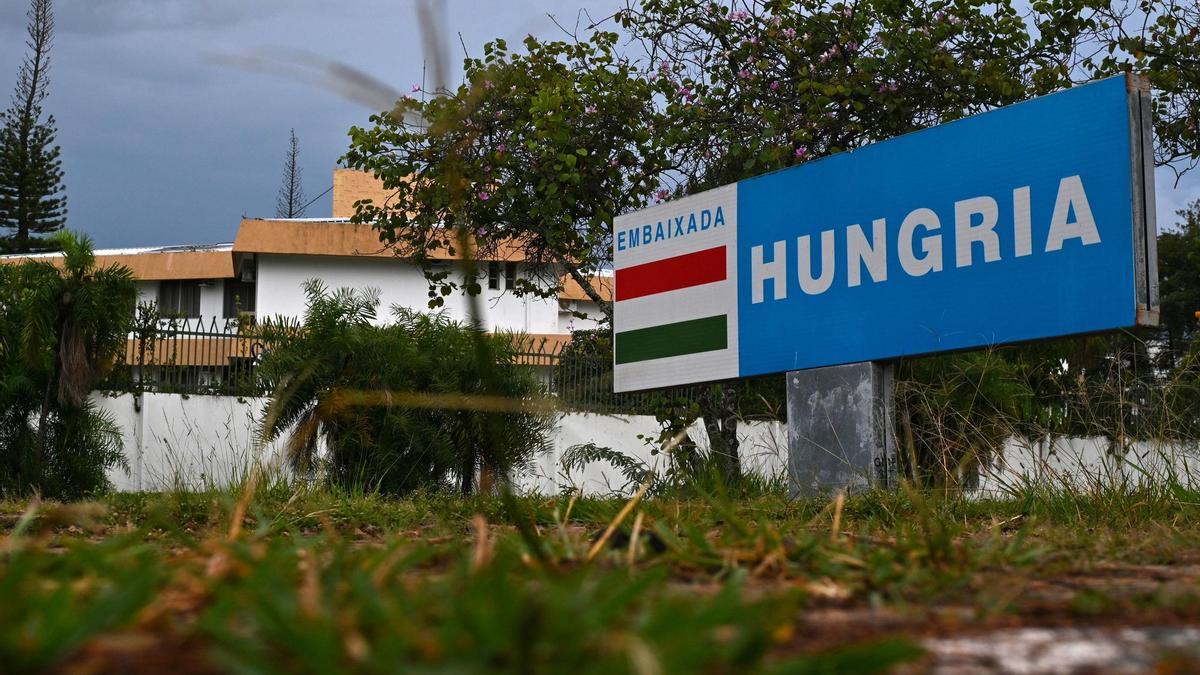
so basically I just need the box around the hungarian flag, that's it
[612,184,739,392]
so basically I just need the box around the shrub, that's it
[258,281,553,496]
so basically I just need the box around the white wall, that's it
[557,299,606,334]
[519,415,788,495]
[977,435,1200,495]
[255,254,561,333]
[94,392,287,491]
[94,392,788,495]
[99,391,1200,497]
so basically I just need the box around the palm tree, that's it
[0,230,136,496]
[256,280,553,495]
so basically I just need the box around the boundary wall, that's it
[93,393,1199,496]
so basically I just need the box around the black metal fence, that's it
[513,336,705,415]
[102,318,701,414]
[103,316,266,397]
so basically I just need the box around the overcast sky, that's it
[0,0,1196,248]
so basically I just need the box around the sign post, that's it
[612,75,1158,495]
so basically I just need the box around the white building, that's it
[4,169,611,340]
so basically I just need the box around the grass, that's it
[3,482,1200,674]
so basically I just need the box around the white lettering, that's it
[846,219,888,287]
[797,230,836,295]
[751,240,787,303]
[954,195,1000,268]
[1045,175,1100,251]
[899,208,943,277]
[1013,186,1032,257]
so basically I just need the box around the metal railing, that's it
[513,336,704,415]
[103,316,267,397]
[103,318,703,413]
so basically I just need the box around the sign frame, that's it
[612,74,1159,393]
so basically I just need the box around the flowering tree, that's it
[621,0,1197,191]
[343,32,669,317]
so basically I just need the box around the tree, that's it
[344,32,670,315]
[620,1,1197,185]
[0,231,136,497]
[1157,200,1200,365]
[275,128,307,218]
[0,0,66,253]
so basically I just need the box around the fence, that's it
[515,335,707,414]
[103,316,266,397]
[102,318,706,414]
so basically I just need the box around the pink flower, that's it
[677,84,693,98]
[496,143,508,153]
[483,80,495,89]
[494,111,503,119]
[878,82,898,93]
[478,191,491,201]
[794,147,808,159]
[770,15,783,26]
[484,165,492,174]
[845,41,859,53]
[654,188,670,202]
[770,81,780,90]
[411,84,421,92]
[738,69,752,79]
[610,157,620,167]
[585,104,598,114]
[782,27,797,39]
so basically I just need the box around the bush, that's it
[257,281,554,496]
[0,231,136,498]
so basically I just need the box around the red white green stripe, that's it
[612,183,740,392]
[614,314,728,364]
[615,246,727,301]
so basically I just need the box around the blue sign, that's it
[612,75,1156,392]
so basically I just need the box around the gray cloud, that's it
[1,0,1195,249]
[0,0,323,36]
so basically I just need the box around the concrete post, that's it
[787,362,898,498]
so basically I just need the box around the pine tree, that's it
[275,129,306,218]
[0,0,66,253]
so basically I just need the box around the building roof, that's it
[0,244,236,281]
[559,274,613,303]
[233,218,529,261]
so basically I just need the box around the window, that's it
[504,262,517,290]
[158,280,202,318]
[223,279,257,318]
[488,261,500,290]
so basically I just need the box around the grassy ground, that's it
[3,480,1200,674]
